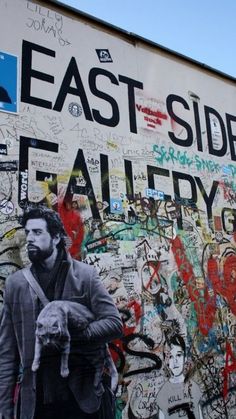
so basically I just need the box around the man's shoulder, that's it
[6,267,26,280]
[5,267,28,290]
[70,259,96,276]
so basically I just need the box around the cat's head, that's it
[36,314,68,347]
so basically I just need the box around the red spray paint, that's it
[171,236,216,336]
[58,202,84,259]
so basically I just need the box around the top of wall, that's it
[46,0,236,84]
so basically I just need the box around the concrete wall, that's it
[0,0,236,417]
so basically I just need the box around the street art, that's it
[1,0,236,418]
[0,50,18,114]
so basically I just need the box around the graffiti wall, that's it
[1,0,236,417]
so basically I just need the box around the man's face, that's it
[25,218,57,263]
[167,344,185,377]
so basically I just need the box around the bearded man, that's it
[0,205,122,419]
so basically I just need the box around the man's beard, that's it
[27,243,54,263]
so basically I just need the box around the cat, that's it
[32,300,118,390]
[32,300,94,377]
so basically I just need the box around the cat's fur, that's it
[32,300,117,390]
[32,300,94,377]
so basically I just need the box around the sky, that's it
[57,0,236,79]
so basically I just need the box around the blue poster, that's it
[0,51,18,113]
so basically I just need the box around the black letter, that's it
[53,57,93,120]
[21,40,55,108]
[123,333,162,377]
[147,165,171,201]
[222,208,236,234]
[64,149,100,219]
[226,113,236,161]
[173,171,197,229]
[118,75,143,134]
[124,160,134,197]
[100,153,110,215]
[195,177,219,228]
[89,68,119,127]
[167,94,193,147]
[193,100,203,152]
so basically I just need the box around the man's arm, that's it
[0,280,20,419]
[82,267,123,344]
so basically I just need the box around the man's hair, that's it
[164,334,186,359]
[20,204,67,248]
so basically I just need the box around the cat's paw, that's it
[61,367,69,378]
[32,362,40,372]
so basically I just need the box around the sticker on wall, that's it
[68,102,82,117]
[0,51,18,114]
[0,199,14,215]
[96,49,113,63]
[0,144,7,155]
[110,198,123,214]
[136,93,168,132]
[145,188,165,200]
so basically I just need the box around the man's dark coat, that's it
[0,255,122,419]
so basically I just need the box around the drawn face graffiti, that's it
[167,344,185,377]
[25,218,57,262]
[141,261,161,294]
